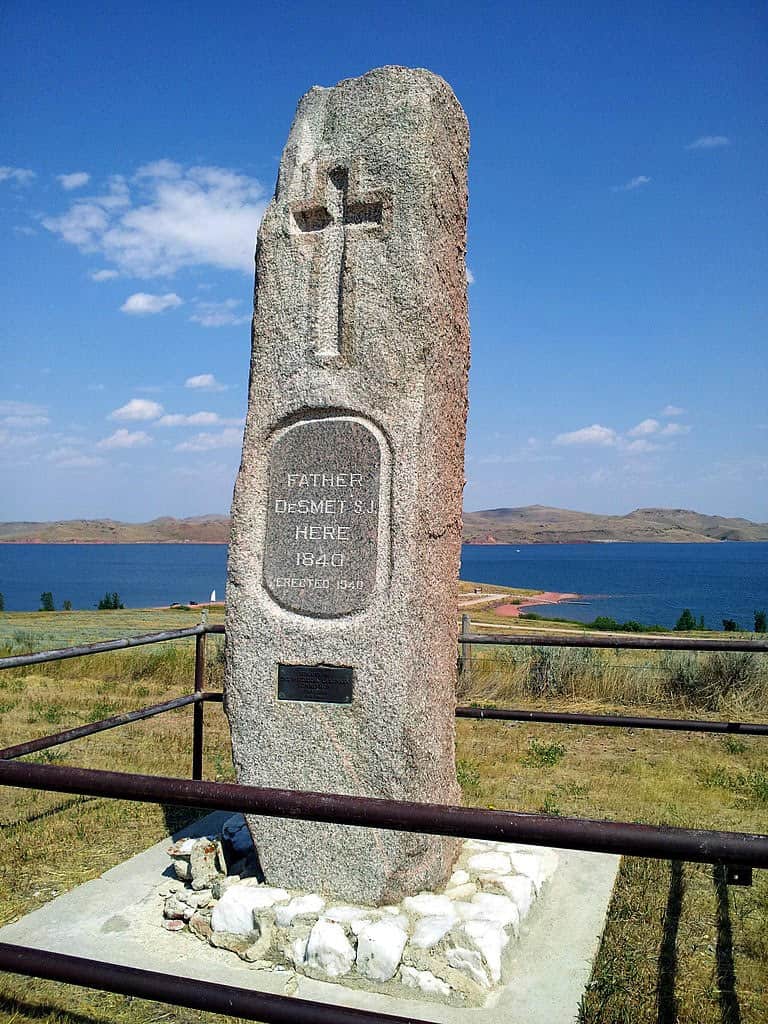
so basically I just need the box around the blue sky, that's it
[1,2,766,522]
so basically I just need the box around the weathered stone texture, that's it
[225,65,470,904]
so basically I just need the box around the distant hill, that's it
[0,507,766,545]
[0,515,231,544]
[462,506,768,544]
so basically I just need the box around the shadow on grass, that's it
[713,864,742,1024]
[0,796,94,830]
[0,990,114,1024]
[656,859,684,1024]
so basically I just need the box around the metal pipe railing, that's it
[1,759,766,867]
[456,705,768,735]
[0,942,414,1024]
[0,693,205,760]
[0,625,205,670]
[459,630,768,652]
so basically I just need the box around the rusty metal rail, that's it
[456,705,768,734]
[0,942,414,1024]
[1,759,767,867]
[459,629,768,652]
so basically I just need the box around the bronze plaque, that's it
[277,663,354,704]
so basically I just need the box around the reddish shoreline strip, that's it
[495,591,580,618]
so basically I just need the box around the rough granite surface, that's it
[225,65,470,903]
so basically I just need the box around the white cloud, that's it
[686,136,730,150]
[120,292,182,315]
[156,411,239,427]
[0,166,35,186]
[190,298,250,328]
[0,401,49,430]
[612,175,651,193]
[554,424,617,447]
[624,439,660,454]
[175,427,243,452]
[90,268,119,281]
[0,400,47,417]
[662,404,685,417]
[466,267,475,286]
[57,171,90,190]
[2,414,50,428]
[185,373,226,391]
[42,161,266,277]
[109,398,164,422]
[659,422,691,436]
[48,447,106,469]
[97,429,152,449]
[628,418,660,437]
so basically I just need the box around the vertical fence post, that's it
[460,613,471,689]
[192,631,206,781]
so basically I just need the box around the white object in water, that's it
[210,589,216,602]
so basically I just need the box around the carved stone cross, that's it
[292,166,388,360]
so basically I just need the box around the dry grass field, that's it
[0,607,766,1024]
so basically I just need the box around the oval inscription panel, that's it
[262,417,382,617]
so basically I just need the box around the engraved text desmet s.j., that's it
[262,417,382,616]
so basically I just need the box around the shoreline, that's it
[494,591,581,618]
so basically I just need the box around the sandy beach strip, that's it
[494,591,580,618]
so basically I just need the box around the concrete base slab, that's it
[0,813,620,1023]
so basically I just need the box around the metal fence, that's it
[1,622,767,1023]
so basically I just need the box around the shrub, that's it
[0,592,4,612]
[39,592,54,612]
[97,592,124,610]
[662,652,761,710]
[754,610,766,633]
[722,619,739,632]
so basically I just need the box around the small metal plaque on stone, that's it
[263,416,382,617]
[277,663,354,704]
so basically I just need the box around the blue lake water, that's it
[0,542,765,630]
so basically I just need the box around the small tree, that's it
[755,610,767,633]
[674,608,696,631]
[39,591,55,612]
[722,618,739,632]
[62,599,72,612]
[698,614,705,631]
[0,592,4,612]
[97,592,124,610]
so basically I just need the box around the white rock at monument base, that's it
[470,892,520,932]
[496,874,536,917]
[447,869,470,887]
[466,852,512,874]
[399,965,452,997]
[288,933,310,966]
[356,919,408,981]
[461,921,508,984]
[402,893,455,917]
[274,894,326,927]
[445,946,489,988]
[444,882,477,901]
[410,914,456,949]
[306,920,356,977]
[323,905,372,923]
[464,839,497,851]
[211,887,289,934]
[508,852,548,891]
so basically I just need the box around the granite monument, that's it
[225,65,470,904]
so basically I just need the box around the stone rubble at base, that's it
[162,816,558,1007]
